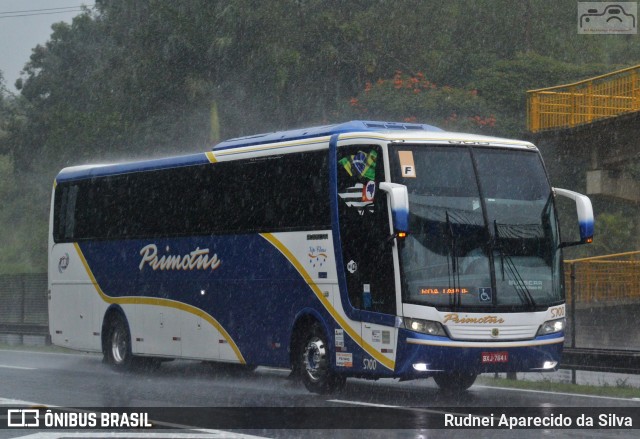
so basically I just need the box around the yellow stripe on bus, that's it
[260,233,396,371]
[72,243,246,364]
[205,151,217,163]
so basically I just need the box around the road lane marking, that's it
[328,399,401,408]
[0,349,99,357]
[0,397,44,405]
[328,398,483,419]
[0,364,36,370]
[11,434,268,439]
[475,384,640,403]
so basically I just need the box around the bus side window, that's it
[337,146,395,315]
[54,184,78,242]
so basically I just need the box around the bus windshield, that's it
[391,145,562,311]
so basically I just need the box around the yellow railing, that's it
[527,65,640,132]
[564,251,640,304]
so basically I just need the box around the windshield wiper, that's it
[493,220,537,309]
[445,211,462,309]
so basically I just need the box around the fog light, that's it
[542,361,557,370]
[413,363,428,372]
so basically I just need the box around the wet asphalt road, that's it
[0,349,639,438]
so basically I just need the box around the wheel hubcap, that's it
[303,337,327,382]
[111,326,127,364]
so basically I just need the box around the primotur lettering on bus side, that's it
[443,313,505,324]
[138,244,221,271]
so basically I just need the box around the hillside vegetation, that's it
[1,0,638,272]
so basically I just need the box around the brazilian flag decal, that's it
[339,150,377,181]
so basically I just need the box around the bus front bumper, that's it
[394,329,564,378]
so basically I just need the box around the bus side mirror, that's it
[379,183,409,237]
[554,187,594,248]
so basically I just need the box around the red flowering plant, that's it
[344,71,498,134]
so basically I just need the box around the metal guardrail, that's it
[561,251,640,375]
[527,64,640,132]
[0,323,49,336]
[0,273,48,343]
[1,266,640,374]
[562,348,640,375]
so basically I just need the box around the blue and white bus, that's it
[48,121,593,393]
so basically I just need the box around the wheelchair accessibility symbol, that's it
[479,287,492,302]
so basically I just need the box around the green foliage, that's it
[471,53,614,135]
[623,161,640,180]
[0,0,639,272]
[0,71,9,143]
[0,71,6,96]
[0,155,13,199]
[0,156,48,273]
[591,212,636,255]
[342,71,498,134]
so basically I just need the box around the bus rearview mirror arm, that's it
[379,183,410,240]
[554,187,594,247]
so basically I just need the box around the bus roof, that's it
[56,121,535,183]
[55,153,211,183]
[213,120,443,151]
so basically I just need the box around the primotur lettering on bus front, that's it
[443,313,505,324]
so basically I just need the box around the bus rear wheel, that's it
[104,314,134,370]
[298,323,346,394]
[433,372,477,393]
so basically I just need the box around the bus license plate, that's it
[481,351,509,363]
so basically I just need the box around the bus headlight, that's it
[403,317,446,336]
[537,318,565,336]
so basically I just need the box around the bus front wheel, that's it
[104,313,134,370]
[298,323,346,394]
[433,372,477,392]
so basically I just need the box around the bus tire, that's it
[104,313,134,371]
[433,372,477,393]
[298,323,346,394]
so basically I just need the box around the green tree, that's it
[341,71,498,134]
[471,53,613,136]
[591,212,636,256]
[2,0,639,273]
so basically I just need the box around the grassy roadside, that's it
[477,376,640,399]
